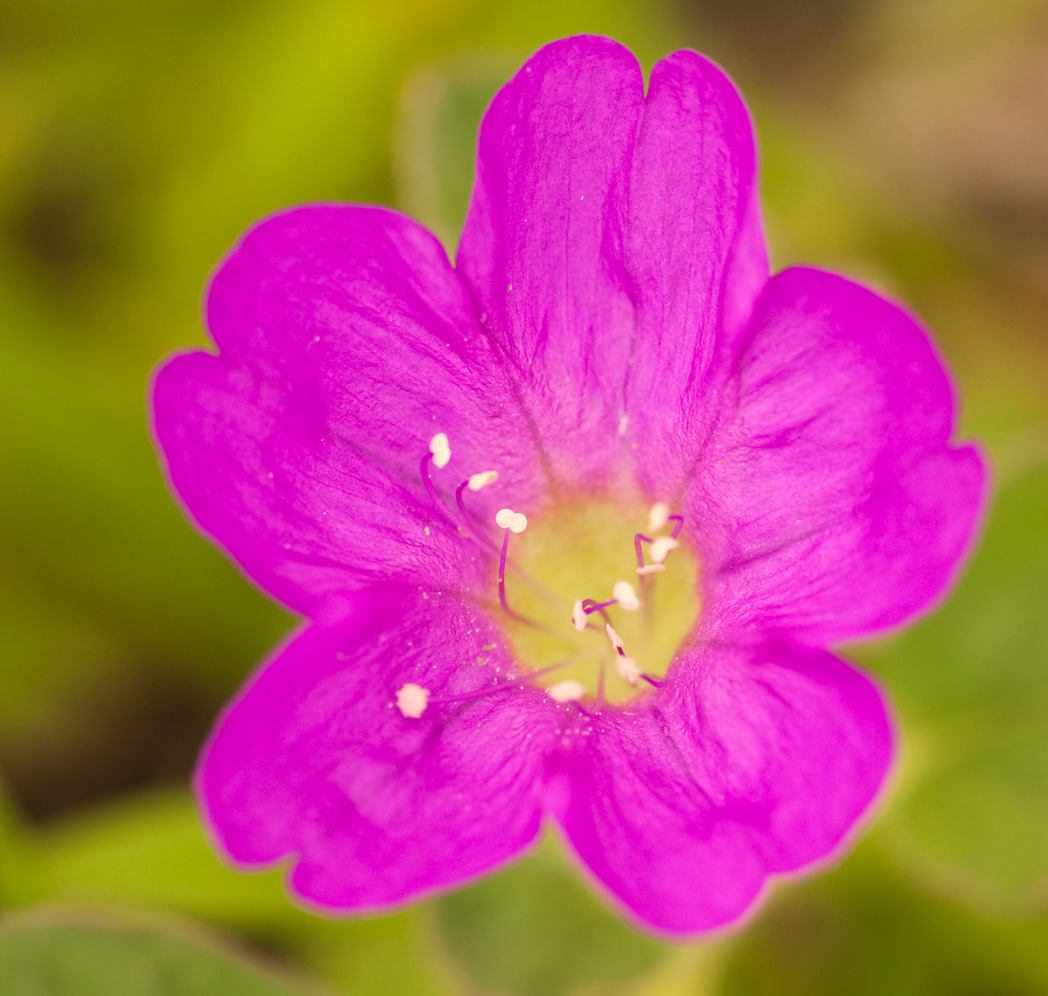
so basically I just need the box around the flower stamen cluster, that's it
[397,434,689,715]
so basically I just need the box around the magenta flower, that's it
[151,36,987,935]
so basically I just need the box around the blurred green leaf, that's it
[39,790,291,926]
[36,790,455,996]
[0,281,292,693]
[395,52,515,251]
[867,458,1048,722]
[717,843,1048,996]
[0,916,318,996]
[0,778,45,907]
[900,728,1048,904]
[860,456,1048,906]
[436,836,665,996]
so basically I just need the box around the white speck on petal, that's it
[548,680,586,703]
[605,622,624,651]
[495,507,515,528]
[636,563,667,576]
[616,655,641,685]
[650,536,679,563]
[647,502,670,532]
[429,432,451,468]
[571,600,587,632]
[424,526,431,536]
[396,684,429,718]
[612,581,639,611]
[468,470,499,491]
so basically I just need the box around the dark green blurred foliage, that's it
[0,916,318,996]
[2,0,1048,993]
[436,839,663,996]
[863,459,1048,907]
[719,844,1048,996]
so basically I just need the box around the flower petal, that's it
[552,640,893,935]
[152,205,543,614]
[625,50,769,495]
[697,267,989,644]
[198,585,557,911]
[457,35,644,490]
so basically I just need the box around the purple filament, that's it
[498,528,540,628]
[581,598,612,625]
[634,532,653,568]
[419,452,445,510]
[454,481,499,551]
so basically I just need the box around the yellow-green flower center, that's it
[500,500,700,704]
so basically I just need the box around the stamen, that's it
[548,679,586,703]
[636,564,666,576]
[583,598,618,615]
[571,600,587,632]
[497,511,539,628]
[468,470,498,491]
[396,683,430,718]
[649,536,679,564]
[605,622,624,652]
[454,479,500,552]
[420,434,452,510]
[634,532,653,569]
[668,514,684,538]
[616,654,641,685]
[495,508,528,534]
[612,580,639,611]
[648,502,670,533]
[429,432,451,468]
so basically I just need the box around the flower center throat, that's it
[503,500,700,705]
[395,434,701,718]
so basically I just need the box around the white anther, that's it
[636,563,666,576]
[649,536,679,564]
[468,470,499,491]
[616,655,641,686]
[612,581,639,611]
[605,622,624,652]
[495,507,527,533]
[572,600,587,632]
[396,683,429,718]
[547,680,586,703]
[429,432,451,469]
[648,502,670,533]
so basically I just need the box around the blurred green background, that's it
[2,0,1048,992]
